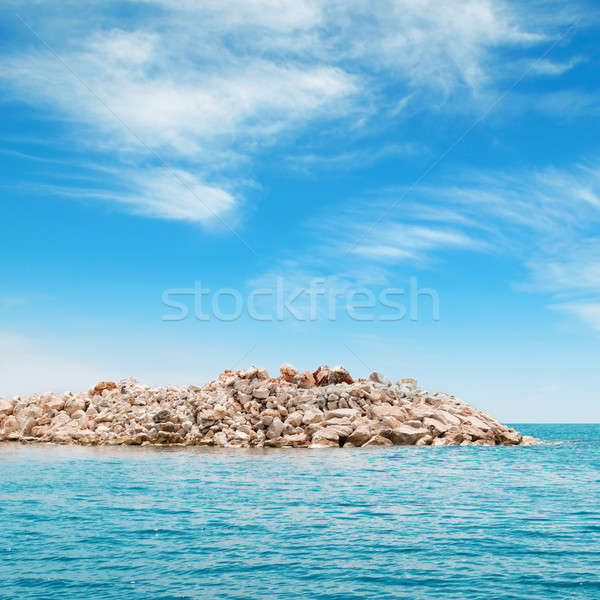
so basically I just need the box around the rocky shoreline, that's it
[0,365,536,448]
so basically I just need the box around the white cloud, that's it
[348,224,481,262]
[287,143,425,173]
[551,303,600,333]
[117,168,237,223]
[5,167,240,226]
[0,0,581,225]
[1,30,357,157]
[529,57,582,76]
[526,240,600,295]
[301,161,600,332]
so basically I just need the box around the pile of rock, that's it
[0,365,535,448]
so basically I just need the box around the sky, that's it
[1,0,599,422]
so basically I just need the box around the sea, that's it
[1,424,599,599]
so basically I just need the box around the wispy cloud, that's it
[115,168,238,224]
[550,302,600,333]
[287,143,426,174]
[299,160,600,331]
[347,224,483,262]
[529,56,583,76]
[0,0,585,225]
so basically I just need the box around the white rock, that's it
[0,398,14,416]
[324,408,359,420]
[266,417,284,439]
[391,425,430,445]
[302,408,323,425]
[253,387,270,399]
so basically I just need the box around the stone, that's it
[0,398,14,416]
[64,397,86,416]
[440,430,466,445]
[362,435,393,447]
[153,409,170,423]
[232,430,250,442]
[368,372,385,383]
[416,435,433,446]
[266,417,284,439]
[329,366,354,385]
[2,415,18,435]
[253,387,270,399]
[279,432,308,447]
[90,381,117,396]
[370,404,408,421]
[312,365,331,387]
[520,435,538,446]
[295,371,316,388]
[302,408,323,425]
[310,438,339,448]
[324,408,359,420]
[436,410,461,427]
[285,411,303,427]
[461,415,492,431]
[498,429,522,445]
[280,363,299,382]
[423,417,450,435]
[238,367,259,379]
[256,367,270,380]
[42,395,66,412]
[213,431,228,446]
[311,427,340,446]
[346,424,372,446]
[390,425,430,445]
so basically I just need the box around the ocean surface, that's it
[1,424,599,600]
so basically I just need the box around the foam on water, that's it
[1,424,600,599]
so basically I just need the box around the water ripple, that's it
[1,424,600,599]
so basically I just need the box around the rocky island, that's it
[0,364,535,448]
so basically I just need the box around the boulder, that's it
[368,372,385,383]
[497,429,522,445]
[266,417,284,439]
[370,404,408,421]
[362,435,393,447]
[311,427,340,446]
[346,424,372,446]
[416,435,433,446]
[0,398,14,416]
[302,408,323,425]
[312,365,331,387]
[520,435,537,446]
[42,395,65,412]
[390,425,430,445]
[2,415,18,435]
[423,416,450,435]
[90,381,117,396]
[329,366,354,385]
[295,371,316,388]
[285,411,303,427]
[280,364,298,382]
[324,408,359,420]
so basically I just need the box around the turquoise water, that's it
[1,424,599,599]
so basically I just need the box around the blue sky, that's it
[1,0,599,421]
